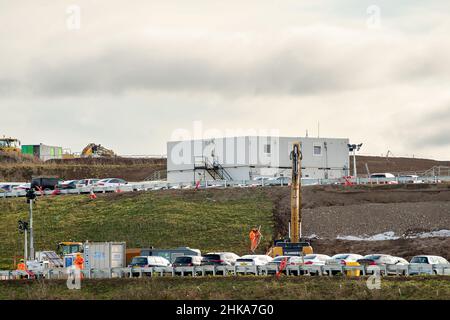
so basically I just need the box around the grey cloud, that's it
[10,36,388,97]
[414,130,450,147]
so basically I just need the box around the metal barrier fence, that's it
[1,175,450,199]
[1,264,449,280]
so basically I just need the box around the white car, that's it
[301,254,332,266]
[202,252,240,266]
[325,253,364,266]
[369,173,398,184]
[76,179,100,188]
[409,255,450,275]
[95,178,128,187]
[235,255,273,267]
[399,175,423,184]
[358,254,408,275]
[13,183,31,191]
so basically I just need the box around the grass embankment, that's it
[0,189,274,269]
[0,276,449,300]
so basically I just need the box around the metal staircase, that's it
[194,156,233,181]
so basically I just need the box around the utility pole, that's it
[348,143,363,178]
[26,189,36,260]
[18,220,29,260]
[290,142,302,242]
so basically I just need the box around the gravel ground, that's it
[302,201,450,238]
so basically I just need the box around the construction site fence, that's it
[2,175,450,199]
[1,264,449,280]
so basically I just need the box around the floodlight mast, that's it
[348,143,363,178]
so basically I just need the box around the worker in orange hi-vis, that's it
[249,226,262,252]
[74,253,84,279]
[17,259,26,271]
[16,259,27,279]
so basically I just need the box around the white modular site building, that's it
[167,136,350,183]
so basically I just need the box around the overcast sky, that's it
[1,0,449,159]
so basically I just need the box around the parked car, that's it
[302,254,332,266]
[399,175,423,184]
[265,256,297,274]
[201,252,240,266]
[95,178,128,187]
[59,180,79,190]
[324,253,364,274]
[129,256,171,277]
[0,183,15,192]
[129,256,171,268]
[13,183,31,191]
[369,173,398,185]
[235,255,273,267]
[76,179,100,188]
[266,177,291,186]
[172,255,204,267]
[409,255,450,275]
[31,177,61,191]
[326,253,364,266]
[357,254,408,275]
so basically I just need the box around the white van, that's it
[369,173,398,184]
[129,256,171,268]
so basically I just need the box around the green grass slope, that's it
[0,189,274,269]
[1,277,449,300]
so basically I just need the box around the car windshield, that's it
[411,257,429,264]
[273,257,289,262]
[332,254,349,259]
[364,255,382,260]
[203,254,221,261]
[304,255,316,260]
[174,257,192,263]
[131,257,148,265]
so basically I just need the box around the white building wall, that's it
[167,136,349,183]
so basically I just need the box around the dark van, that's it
[31,177,61,191]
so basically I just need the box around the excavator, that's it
[81,143,115,158]
[268,142,313,257]
[0,136,21,154]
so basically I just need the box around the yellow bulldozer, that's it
[0,136,21,154]
[81,143,115,158]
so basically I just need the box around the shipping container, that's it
[21,144,63,161]
[84,242,126,269]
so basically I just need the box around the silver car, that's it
[409,255,450,275]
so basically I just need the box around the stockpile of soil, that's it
[353,155,450,175]
[271,184,450,238]
[0,157,167,181]
[269,184,450,259]
[47,157,166,166]
[0,151,37,164]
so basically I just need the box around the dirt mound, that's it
[353,155,450,175]
[47,157,166,166]
[0,151,37,164]
[271,184,450,239]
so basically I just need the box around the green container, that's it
[21,145,34,155]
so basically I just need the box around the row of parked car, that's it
[0,178,128,192]
[128,252,450,276]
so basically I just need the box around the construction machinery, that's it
[0,136,21,154]
[57,242,83,256]
[81,143,115,158]
[269,142,313,257]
